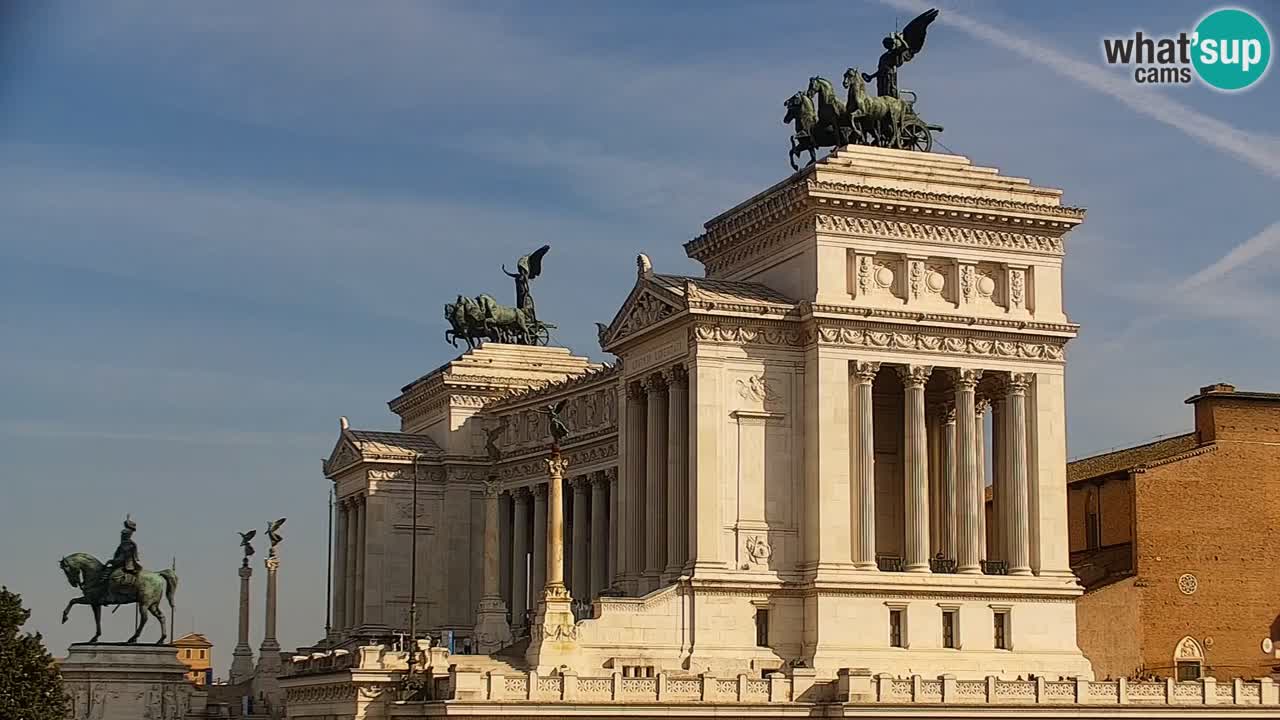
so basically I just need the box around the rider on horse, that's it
[101,516,142,591]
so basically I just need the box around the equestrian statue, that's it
[59,516,179,644]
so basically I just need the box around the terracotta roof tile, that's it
[347,430,442,458]
[650,274,795,305]
[1067,433,1198,484]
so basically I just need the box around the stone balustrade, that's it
[431,666,1279,707]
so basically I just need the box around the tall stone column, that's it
[511,488,531,631]
[571,477,590,601]
[624,383,648,591]
[606,467,619,587]
[990,396,1006,562]
[644,374,669,586]
[941,406,958,559]
[590,471,609,597]
[532,484,548,603]
[852,360,880,570]
[927,410,942,556]
[954,368,983,574]
[976,398,990,564]
[331,502,347,635]
[229,561,254,683]
[898,365,932,572]
[343,499,357,631]
[474,479,512,653]
[1006,373,1033,576]
[665,365,689,579]
[499,492,512,616]
[256,552,283,714]
[354,494,367,628]
[525,455,577,672]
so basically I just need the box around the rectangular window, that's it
[199,649,206,659]
[755,609,770,647]
[993,611,1009,650]
[1176,661,1202,681]
[889,609,904,648]
[942,609,958,649]
[1086,511,1101,549]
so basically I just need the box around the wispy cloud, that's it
[1178,218,1280,291]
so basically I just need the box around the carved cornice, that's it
[815,325,1066,362]
[820,214,1064,255]
[691,322,807,347]
[807,303,1079,336]
[805,179,1085,220]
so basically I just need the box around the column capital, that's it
[532,482,549,500]
[643,372,668,393]
[483,477,502,497]
[952,368,983,389]
[941,404,957,424]
[852,360,881,384]
[513,485,532,501]
[626,381,647,401]
[545,455,570,479]
[590,470,611,488]
[1006,372,1033,394]
[662,364,688,387]
[571,475,591,493]
[975,397,992,416]
[896,364,933,389]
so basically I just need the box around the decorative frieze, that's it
[817,215,1066,255]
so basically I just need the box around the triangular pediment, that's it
[323,432,362,477]
[599,278,685,350]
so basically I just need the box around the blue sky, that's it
[1,1,1276,672]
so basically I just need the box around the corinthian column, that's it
[898,365,932,572]
[343,498,357,631]
[510,488,531,631]
[852,360,880,570]
[940,406,958,559]
[571,476,590,601]
[665,365,689,579]
[954,368,983,574]
[1006,373,1033,576]
[590,471,609,597]
[624,383,647,591]
[644,374,669,586]
[532,484,548,598]
[976,398,990,564]
[354,495,367,628]
[606,467,619,587]
[474,479,512,653]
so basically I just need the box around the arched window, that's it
[1174,636,1204,681]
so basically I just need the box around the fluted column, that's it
[354,494,367,627]
[624,383,647,590]
[644,374,669,584]
[532,484,548,599]
[665,365,689,579]
[976,398,990,564]
[954,369,982,574]
[607,467,619,586]
[499,492,512,613]
[852,360,880,570]
[261,553,280,653]
[481,481,503,602]
[990,396,1006,562]
[544,457,569,595]
[332,502,347,633]
[590,471,609,597]
[940,406,958,559]
[571,476,590,601]
[1006,373,1033,575]
[511,488,531,630]
[899,365,932,572]
[343,499,357,630]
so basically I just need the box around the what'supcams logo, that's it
[1102,7,1271,91]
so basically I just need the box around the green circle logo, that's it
[1192,8,1271,91]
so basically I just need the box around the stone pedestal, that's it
[61,644,207,720]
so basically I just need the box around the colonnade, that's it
[863,364,1036,576]
[331,493,366,634]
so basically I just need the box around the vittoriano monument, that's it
[59,516,179,644]
[786,7,943,169]
[445,245,556,349]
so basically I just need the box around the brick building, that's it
[1068,383,1280,681]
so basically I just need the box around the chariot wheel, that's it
[532,324,551,346]
[900,119,933,152]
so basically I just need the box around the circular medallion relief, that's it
[1177,573,1198,595]
[874,266,894,288]
[977,275,996,297]
[925,270,945,293]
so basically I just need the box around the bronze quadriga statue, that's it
[445,245,556,348]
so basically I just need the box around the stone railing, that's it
[437,667,1279,707]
